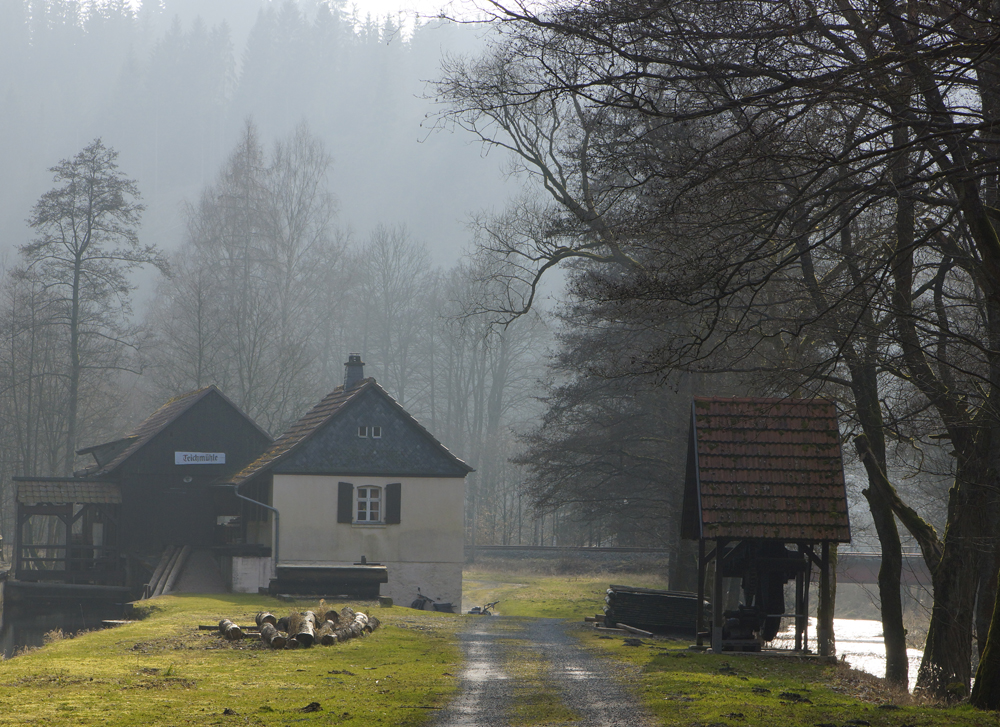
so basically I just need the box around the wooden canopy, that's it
[681,397,851,657]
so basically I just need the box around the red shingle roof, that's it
[17,479,121,504]
[684,397,851,542]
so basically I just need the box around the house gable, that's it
[117,389,273,479]
[273,386,470,478]
[80,386,271,480]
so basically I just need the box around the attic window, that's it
[371,426,381,439]
[358,426,382,439]
[358,426,367,438]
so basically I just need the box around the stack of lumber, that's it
[603,585,704,635]
[214,606,381,650]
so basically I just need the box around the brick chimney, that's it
[344,353,365,389]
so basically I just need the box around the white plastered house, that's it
[225,355,472,607]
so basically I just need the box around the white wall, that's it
[271,474,465,605]
[230,555,274,593]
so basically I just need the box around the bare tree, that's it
[150,122,344,433]
[24,138,167,474]
[439,0,1000,698]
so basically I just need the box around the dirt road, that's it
[432,617,654,727]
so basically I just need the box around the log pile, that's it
[214,605,381,650]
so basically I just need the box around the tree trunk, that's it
[916,470,987,698]
[854,436,908,687]
[64,259,82,476]
[218,619,244,641]
[972,547,1000,708]
[259,623,286,649]
[317,620,337,645]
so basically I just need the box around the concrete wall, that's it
[272,474,465,605]
[230,556,274,593]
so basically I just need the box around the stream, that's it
[773,617,923,692]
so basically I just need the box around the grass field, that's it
[464,565,1000,727]
[0,568,997,726]
[0,594,461,726]
[463,565,669,619]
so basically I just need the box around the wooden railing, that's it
[16,544,124,585]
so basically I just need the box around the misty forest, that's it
[0,0,687,571]
[6,0,1000,706]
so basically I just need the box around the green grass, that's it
[463,566,669,620]
[579,631,1000,727]
[6,569,1000,726]
[0,593,461,726]
[466,567,1000,727]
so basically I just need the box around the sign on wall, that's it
[175,452,226,465]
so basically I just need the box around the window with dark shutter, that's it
[385,482,401,524]
[337,481,354,523]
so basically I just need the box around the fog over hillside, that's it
[0,0,511,270]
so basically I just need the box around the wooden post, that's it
[712,538,725,653]
[697,539,706,647]
[802,548,812,652]
[818,541,834,657]
[795,567,804,652]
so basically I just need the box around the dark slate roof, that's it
[17,479,121,504]
[78,385,268,477]
[682,397,851,543]
[228,379,473,485]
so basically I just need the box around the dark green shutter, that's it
[386,483,401,524]
[337,482,353,523]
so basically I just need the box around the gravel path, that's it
[433,617,655,727]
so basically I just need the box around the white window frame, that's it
[371,425,382,439]
[356,485,382,523]
[358,426,368,438]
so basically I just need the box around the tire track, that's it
[433,617,653,727]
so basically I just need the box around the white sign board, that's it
[175,452,226,465]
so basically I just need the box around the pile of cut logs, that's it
[216,606,381,649]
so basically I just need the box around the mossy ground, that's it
[3,569,999,726]
[0,593,460,726]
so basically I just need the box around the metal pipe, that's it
[232,483,280,566]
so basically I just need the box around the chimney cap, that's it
[344,353,365,389]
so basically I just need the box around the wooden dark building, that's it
[682,397,851,655]
[14,386,272,596]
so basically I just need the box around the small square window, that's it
[371,426,381,439]
[358,426,368,438]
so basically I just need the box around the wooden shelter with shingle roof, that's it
[682,397,851,656]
